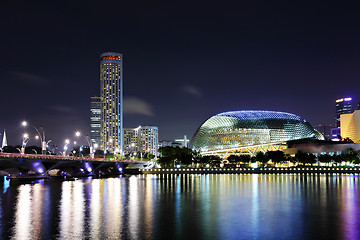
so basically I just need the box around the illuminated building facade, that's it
[340,110,360,143]
[191,110,324,155]
[100,52,123,153]
[123,126,158,157]
[336,97,353,127]
[123,128,139,155]
[314,124,332,140]
[90,96,101,145]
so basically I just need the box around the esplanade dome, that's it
[191,110,324,153]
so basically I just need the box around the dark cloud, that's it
[183,85,202,98]
[124,97,154,116]
[12,72,49,85]
[49,105,77,114]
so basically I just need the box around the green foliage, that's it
[266,151,285,163]
[317,154,332,163]
[254,151,267,164]
[295,151,316,165]
[342,137,354,143]
[197,155,221,167]
[147,153,155,160]
[157,146,197,167]
[227,155,241,163]
[238,155,251,163]
[2,145,42,154]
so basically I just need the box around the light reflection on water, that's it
[0,174,359,240]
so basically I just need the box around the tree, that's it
[146,153,155,160]
[266,151,285,164]
[197,155,221,167]
[239,155,251,164]
[333,154,344,166]
[227,155,241,163]
[157,146,197,167]
[318,154,332,164]
[2,145,42,154]
[295,151,316,165]
[343,137,354,143]
[254,152,267,165]
[343,148,357,163]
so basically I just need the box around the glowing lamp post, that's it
[22,121,47,155]
[21,133,30,154]
[75,131,94,158]
[63,139,70,157]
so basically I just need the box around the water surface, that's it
[0,174,359,240]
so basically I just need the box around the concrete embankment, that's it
[141,167,360,175]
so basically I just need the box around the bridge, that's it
[0,152,151,179]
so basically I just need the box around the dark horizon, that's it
[2,1,360,146]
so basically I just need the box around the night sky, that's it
[1,1,360,146]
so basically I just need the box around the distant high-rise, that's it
[314,124,332,140]
[123,126,159,157]
[138,126,158,157]
[90,96,101,145]
[340,110,360,143]
[335,97,353,127]
[100,52,123,153]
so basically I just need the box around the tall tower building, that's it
[90,96,101,145]
[100,52,123,153]
[335,97,353,127]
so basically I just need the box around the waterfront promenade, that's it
[141,166,360,175]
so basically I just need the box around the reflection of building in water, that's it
[89,179,102,239]
[58,181,85,239]
[104,178,122,238]
[144,175,154,239]
[128,176,140,239]
[13,183,44,240]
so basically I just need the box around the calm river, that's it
[0,174,359,240]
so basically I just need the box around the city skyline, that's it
[2,1,360,146]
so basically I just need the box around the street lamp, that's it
[63,139,70,156]
[75,131,94,158]
[21,133,30,154]
[22,121,47,155]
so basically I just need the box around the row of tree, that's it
[157,146,360,167]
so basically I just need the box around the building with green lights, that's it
[191,110,324,156]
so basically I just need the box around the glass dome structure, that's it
[191,110,324,152]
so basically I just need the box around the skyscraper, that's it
[100,52,123,153]
[90,96,101,145]
[335,97,353,127]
